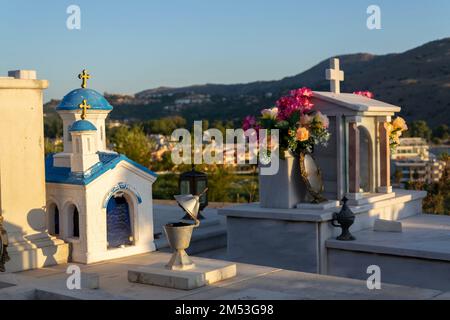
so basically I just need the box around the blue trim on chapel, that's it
[57,88,113,111]
[45,152,157,185]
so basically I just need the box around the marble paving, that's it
[0,251,449,300]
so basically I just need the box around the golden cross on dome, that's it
[79,99,91,119]
[78,69,90,88]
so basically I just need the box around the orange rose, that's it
[392,117,408,131]
[296,127,309,142]
[384,122,393,134]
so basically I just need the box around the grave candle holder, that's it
[331,197,356,241]
[164,190,206,270]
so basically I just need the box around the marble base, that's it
[219,189,426,274]
[5,235,69,272]
[128,260,236,290]
[378,186,393,193]
[296,200,340,210]
[326,214,450,291]
[346,192,395,206]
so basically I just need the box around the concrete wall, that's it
[0,74,69,272]
[0,77,48,240]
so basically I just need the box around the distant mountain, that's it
[46,38,450,127]
[135,38,450,126]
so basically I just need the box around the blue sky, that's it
[0,0,449,101]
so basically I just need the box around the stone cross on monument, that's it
[79,99,91,120]
[326,58,344,94]
[78,69,90,88]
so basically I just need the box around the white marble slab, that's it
[128,260,236,290]
[327,214,450,261]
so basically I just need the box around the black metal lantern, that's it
[179,164,208,220]
[331,197,356,241]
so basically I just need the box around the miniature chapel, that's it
[312,58,400,205]
[222,59,425,274]
[260,58,402,208]
[45,71,157,264]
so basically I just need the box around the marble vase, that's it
[259,151,310,209]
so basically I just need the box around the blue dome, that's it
[57,88,113,111]
[69,120,97,132]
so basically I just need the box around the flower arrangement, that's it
[353,91,374,99]
[242,87,331,158]
[386,116,408,150]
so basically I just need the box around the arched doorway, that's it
[66,203,80,239]
[358,126,373,193]
[48,203,60,236]
[106,194,133,249]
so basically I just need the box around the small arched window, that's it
[49,204,60,236]
[73,207,80,238]
[54,206,60,235]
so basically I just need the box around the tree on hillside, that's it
[44,138,63,155]
[44,116,63,138]
[143,116,187,136]
[109,125,154,167]
[402,120,432,141]
[434,124,449,143]
[406,155,449,215]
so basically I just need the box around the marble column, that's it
[378,118,393,193]
[348,121,360,195]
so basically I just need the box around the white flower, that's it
[314,111,329,128]
[261,107,278,119]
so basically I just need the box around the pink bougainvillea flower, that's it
[290,87,313,98]
[242,115,257,131]
[275,87,315,120]
[275,96,296,120]
[353,91,374,99]
[299,97,314,112]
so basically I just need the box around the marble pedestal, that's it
[219,189,426,274]
[5,234,69,273]
[259,152,309,209]
[128,260,236,290]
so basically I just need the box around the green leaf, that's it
[275,121,289,129]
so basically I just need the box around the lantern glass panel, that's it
[180,180,191,194]
[196,179,207,202]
